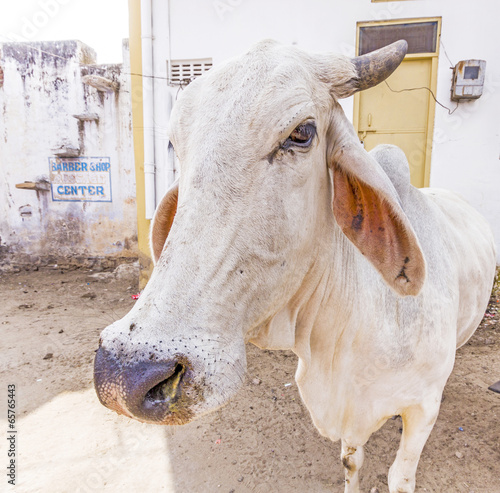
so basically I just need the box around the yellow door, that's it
[357,58,433,188]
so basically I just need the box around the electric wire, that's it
[383,80,459,115]
[1,35,460,113]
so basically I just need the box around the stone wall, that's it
[0,39,138,270]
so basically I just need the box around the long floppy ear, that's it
[150,179,179,264]
[320,39,424,295]
[330,140,426,297]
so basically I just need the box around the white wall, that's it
[0,40,138,269]
[431,6,500,263]
[149,0,500,262]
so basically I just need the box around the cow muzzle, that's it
[94,347,197,425]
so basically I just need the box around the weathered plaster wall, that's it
[0,40,138,269]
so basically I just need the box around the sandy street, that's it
[1,267,499,492]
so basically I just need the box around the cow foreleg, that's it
[388,395,441,493]
[341,440,364,493]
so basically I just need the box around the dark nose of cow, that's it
[94,346,193,424]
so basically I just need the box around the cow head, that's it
[94,40,425,424]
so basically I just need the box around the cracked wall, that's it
[0,39,138,270]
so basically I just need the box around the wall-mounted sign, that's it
[49,157,112,202]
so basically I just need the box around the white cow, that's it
[94,40,496,492]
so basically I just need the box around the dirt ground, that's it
[1,266,499,492]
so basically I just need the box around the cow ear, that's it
[150,179,179,264]
[330,143,426,296]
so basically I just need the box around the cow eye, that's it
[284,122,316,148]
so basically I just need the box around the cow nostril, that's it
[145,363,186,404]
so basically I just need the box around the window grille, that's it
[359,22,438,55]
[167,58,213,85]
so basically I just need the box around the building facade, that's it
[0,39,138,271]
[128,0,500,268]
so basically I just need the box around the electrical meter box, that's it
[451,59,486,101]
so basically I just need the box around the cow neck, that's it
[292,221,362,367]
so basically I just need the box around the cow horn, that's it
[351,39,408,92]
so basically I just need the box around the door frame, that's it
[353,17,442,188]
